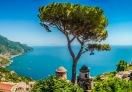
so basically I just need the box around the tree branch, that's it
[55,23,65,34]
[66,35,76,60]
[81,50,88,54]
[70,36,76,43]
[76,37,82,44]
[75,42,84,61]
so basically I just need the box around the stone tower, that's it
[56,66,67,79]
[77,65,92,92]
[130,72,132,80]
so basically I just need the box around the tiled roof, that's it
[0,83,13,91]
[56,66,67,72]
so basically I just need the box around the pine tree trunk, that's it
[65,35,82,84]
[71,61,77,84]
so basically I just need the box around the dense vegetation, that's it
[94,71,116,82]
[0,67,33,83]
[116,60,127,71]
[0,35,33,56]
[92,60,132,92]
[32,75,84,92]
[92,78,132,92]
[0,56,10,66]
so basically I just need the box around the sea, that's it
[6,46,132,80]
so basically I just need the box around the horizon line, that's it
[29,45,132,47]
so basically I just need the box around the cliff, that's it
[0,35,33,58]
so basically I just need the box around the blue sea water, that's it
[6,46,132,80]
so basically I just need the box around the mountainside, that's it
[0,67,33,83]
[0,56,10,66]
[0,35,33,58]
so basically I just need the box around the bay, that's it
[6,46,132,80]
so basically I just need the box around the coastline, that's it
[1,53,24,68]
[1,49,33,68]
[10,53,23,59]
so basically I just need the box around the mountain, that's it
[0,35,33,58]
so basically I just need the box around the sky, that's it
[0,0,132,46]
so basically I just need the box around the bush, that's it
[116,60,127,72]
[32,75,84,92]
[92,78,132,92]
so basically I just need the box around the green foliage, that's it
[93,60,132,92]
[38,2,110,84]
[126,65,132,71]
[38,2,110,51]
[0,57,10,66]
[88,44,110,51]
[94,71,116,82]
[92,78,132,92]
[0,35,33,56]
[116,60,127,72]
[0,67,33,83]
[32,75,84,92]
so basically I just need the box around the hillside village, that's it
[0,66,35,92]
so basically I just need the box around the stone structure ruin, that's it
[77,65,93,92]
[55,65,93,92]
[56,66,67,79]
